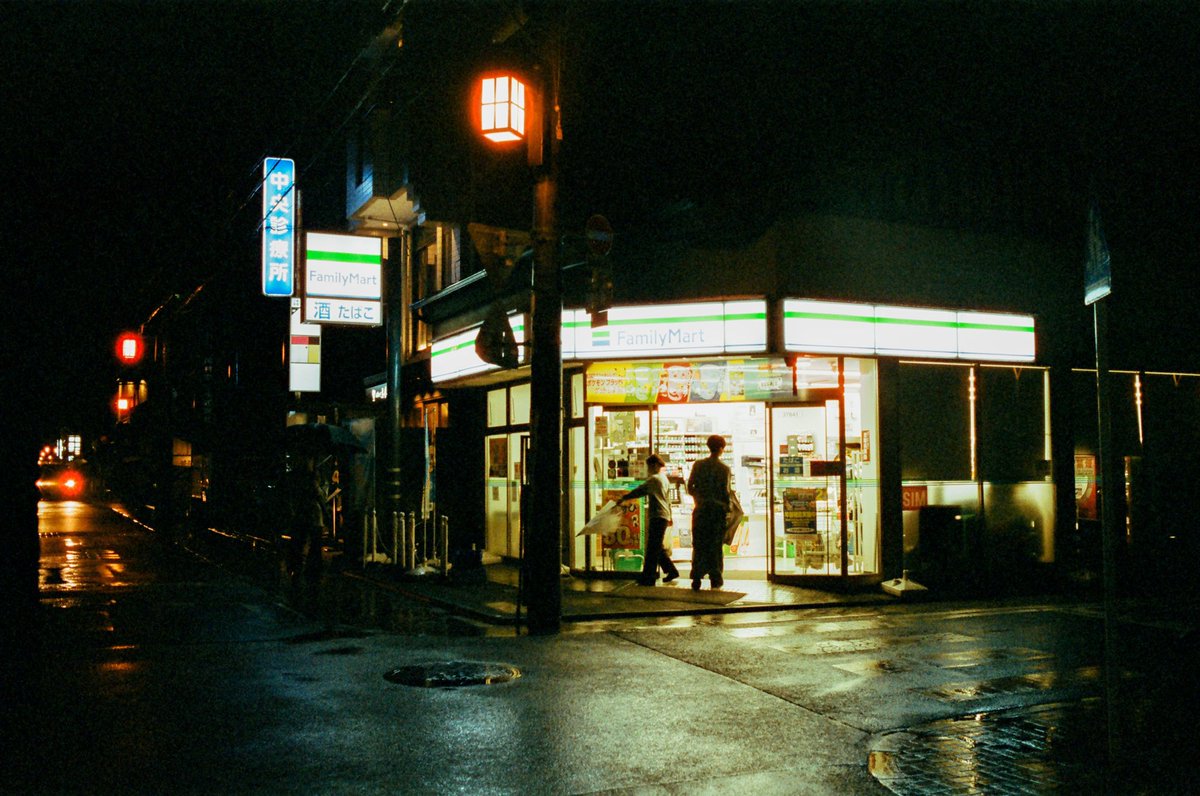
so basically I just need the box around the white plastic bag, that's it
[578,500,621,536]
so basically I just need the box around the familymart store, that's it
[430,297,1041,585]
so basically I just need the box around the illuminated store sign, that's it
[783,299,1035,362]
[564,301,767,360]
[430,314,526,382]
[303,232,383,327]
[261,157,296,297]
[586,358,799,404]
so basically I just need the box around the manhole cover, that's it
[384,660,521,688]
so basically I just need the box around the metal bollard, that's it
[440,515,450,577]
[362,511,370,570]
[406,512,417,571]
[427,516,436,566]
[391,511,400,568]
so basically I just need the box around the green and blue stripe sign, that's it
[783,299,1035,362]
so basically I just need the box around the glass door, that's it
[769,356,880,577]
[770,402,842,575]
[484,431,527,559]
[585,406,651,572]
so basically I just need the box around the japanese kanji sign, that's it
[261,157,296,297]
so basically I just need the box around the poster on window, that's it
[488,438,508,478]
[1075,454,1097,520]
[783,487,820,535]
[600,489,643,551]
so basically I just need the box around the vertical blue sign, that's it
[262,157,296,297]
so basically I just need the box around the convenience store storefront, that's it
[430,298,1040,584]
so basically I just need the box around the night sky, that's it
[4,1,391,440]
[4,2,1199,445]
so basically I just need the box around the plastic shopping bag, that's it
[723,491,745,545]
[578,500,621,536]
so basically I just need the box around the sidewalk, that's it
[339,557,898,625]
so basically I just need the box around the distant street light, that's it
[115,331,145,366]
[476,54,562,635]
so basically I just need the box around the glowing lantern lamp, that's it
[480,74,526,143]
[115,331,144,365]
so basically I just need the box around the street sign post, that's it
[585,214,613,257]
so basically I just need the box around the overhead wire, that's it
[142,1,410,327]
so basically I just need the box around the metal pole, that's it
[407,511,417,572]
[391,510,400,567]
[1094,298,1121,768]
[385,232,407,563]
[362,510,369,570]
[441,515,450,577]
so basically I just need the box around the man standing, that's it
[686,434,731,590]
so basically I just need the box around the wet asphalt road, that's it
[4,501,1195,794]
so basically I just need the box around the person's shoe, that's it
[663,573,679,583]
[636,579,656,587]
[711,580,723,590]
[691,580,702,591]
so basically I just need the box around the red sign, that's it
[902,485,928,512]
[601,489,642,550]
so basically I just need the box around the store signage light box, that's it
[261,157,296,297]
[564,300,768,359]
[303,232,383,326]
[783,299,1035,362]
[430,313,526,382]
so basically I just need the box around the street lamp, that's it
[115,331,145,366]
[475,63,562,634]
[479,74,527,143]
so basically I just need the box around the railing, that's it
[362,509,449,577]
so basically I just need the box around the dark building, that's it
[177,3,1197,594]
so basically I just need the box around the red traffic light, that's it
[115,331,144,365]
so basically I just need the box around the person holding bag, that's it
[617,454,680,586]
[687,434,732,590]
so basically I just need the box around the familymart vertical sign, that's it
[303,232,382,326]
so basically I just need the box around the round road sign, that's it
[585,214,613,257]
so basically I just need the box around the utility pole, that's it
[523,41,563,635]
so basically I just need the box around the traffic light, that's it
[115,331,145,366]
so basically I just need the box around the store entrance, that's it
[656,403,768,578]
[585,402,769,578]
[769,358,880,578]
[577,356,880,580]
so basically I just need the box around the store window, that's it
[899,362,1053,586]
[578,406,652,573]
[487,388,507,427]
[510,383,531,425]
[978,366,1054,567]
[483,383,531,561]
[571,373,584,418]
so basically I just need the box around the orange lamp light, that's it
[115,331,144,365]
[479,74,526,143]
